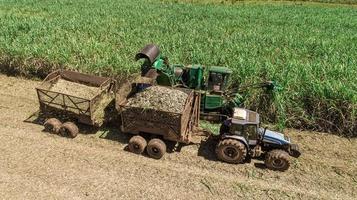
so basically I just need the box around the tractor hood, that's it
[260,128,290,145]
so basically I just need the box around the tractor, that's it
[135,44,276,121]
[216,108,300,171]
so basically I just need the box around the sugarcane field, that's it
[0,0,356,199]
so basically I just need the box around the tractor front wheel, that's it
[146,138,166,159]
[128,135,147,154]
[265,149,290,171]
[216,139,247,164]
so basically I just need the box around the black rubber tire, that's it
[128,135,147,154]
[59,122,79,138]
[44,118,62,134]
[216,139,247,164]
[147,138,166,159]
[265,149,291,171]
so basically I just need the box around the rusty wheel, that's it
[265,149,290,171]
[128,135,147,154]
[44,118,62,134]
[59,122,79,138]
[147,138,166,159]
[216,139,247,164]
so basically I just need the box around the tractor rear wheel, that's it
[59,122,79,138]
[44,118,62,134]
[128,135,147,154]
[216,139,247,164]
[147,138,166,159]
[265,149,290,171]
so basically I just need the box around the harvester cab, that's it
[207,66,232,93]
[216,108,301,171]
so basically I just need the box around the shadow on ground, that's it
[197,136,269,170]
[197,137,219,161]
[25,110,269,169]
[24,110,193,156]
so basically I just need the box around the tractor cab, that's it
[207,66,232,93]
[227,108,261,141]
[224,108,291,145]
[217,108,301,171]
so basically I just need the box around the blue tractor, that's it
[216,108,301,171]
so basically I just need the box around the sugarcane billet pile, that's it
[123,86,189,128]
[126,86,188,113]
[50,79,100,99]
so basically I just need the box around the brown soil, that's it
[0,74,356,200]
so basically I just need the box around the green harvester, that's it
[135,44,276,121]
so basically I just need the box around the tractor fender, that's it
[135,44,160,64]
[221,134,249,151]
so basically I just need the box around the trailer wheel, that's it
[147,138,166,159]
[44,118,62,134]
[128,135,147,154]
[216,139,247,164]
[59,122,79,138]
[265,149,290,171]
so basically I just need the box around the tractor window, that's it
[230,124,243,136]
[245,125,258,139]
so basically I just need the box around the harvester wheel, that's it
[147,138,166,159]
[128,135,147,154]
[265,149,290,171]
[216,139,247,164]
[59,122,79,138]
[44,118,62,134]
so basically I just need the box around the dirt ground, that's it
[0,74,356,200]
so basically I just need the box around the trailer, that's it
[36,70,116,138]
[117,86,202,159]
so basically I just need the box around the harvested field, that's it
[50,79,100,99]
[126,86,189,113]
[0,74,356,199]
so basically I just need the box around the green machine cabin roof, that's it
[208,66,232,74]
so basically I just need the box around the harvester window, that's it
[208,72,224,92]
